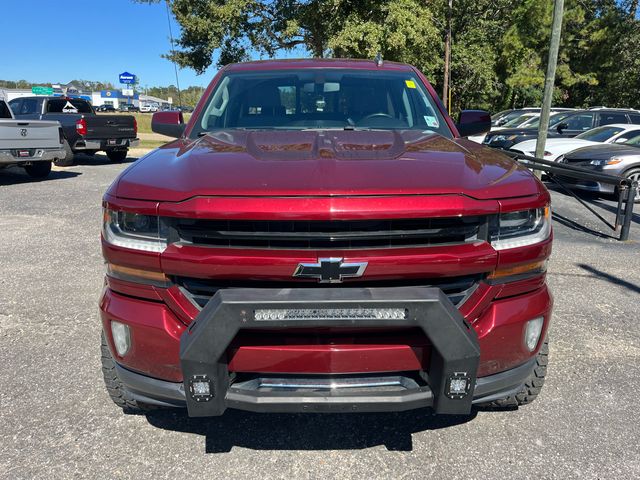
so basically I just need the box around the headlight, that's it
[589,158,623,166]
[103,209,168,252]
[491,206,551,250]
[491,135,507,143]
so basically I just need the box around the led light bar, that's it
[254,307,407,321]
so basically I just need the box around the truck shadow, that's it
[67,153,138,166]
[0,166,81,185]
[143,408,477,453]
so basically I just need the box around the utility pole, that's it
[534,0,565,173]
[442,0,452,111]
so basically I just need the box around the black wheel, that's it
[478,337,549,408]
[100,331,153,413]
[106,149,128,162]
[24,161,52,178]
[54,139,74,166]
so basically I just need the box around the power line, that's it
[165,0,183,107]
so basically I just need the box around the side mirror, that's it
[556,122,568,134]
[152,111,186,138]
[456,110,491,137]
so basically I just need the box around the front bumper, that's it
[0,147,65,165]
[557,178,616,194]
[103,284,551,416]
[114,353,536,413]
[73,138,139,150]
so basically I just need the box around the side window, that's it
[0,101,12,118]
[599,113,628,125]
[564,113,594,131]
[627,114,640,125]
[8,99,21,115]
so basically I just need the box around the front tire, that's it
[106,149,128,162]
[479,337,549,408]
[100,332,153,413]
[24,161,52,178]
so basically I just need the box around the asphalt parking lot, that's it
[1,154,639,479]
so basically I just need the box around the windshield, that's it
[503,114,537,127]
[193,69,451,137]
[575,126,624,142]
[523,112,573,129]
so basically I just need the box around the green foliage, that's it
[138,0,640,112]
[145,84,205,107]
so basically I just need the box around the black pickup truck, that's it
[8,96,138,165]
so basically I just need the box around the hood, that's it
[565,143,640,161]
[114,130,541,202]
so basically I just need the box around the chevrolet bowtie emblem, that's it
[293,258,368,283]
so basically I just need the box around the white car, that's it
[510,124,640,161]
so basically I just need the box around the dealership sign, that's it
[119,72,137,85]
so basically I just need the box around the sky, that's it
[0,0,225,88]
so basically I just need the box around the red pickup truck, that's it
[100,59,552,417]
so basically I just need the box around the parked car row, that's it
[1,96,139,178]
[477,107,640,202]
[482,108,640,150]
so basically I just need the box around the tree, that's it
[138,0,640,111]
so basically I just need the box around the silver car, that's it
[557,132,640,202]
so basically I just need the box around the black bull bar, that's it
[180,287,481,416]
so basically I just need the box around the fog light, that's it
[110,321,131,356]
[189,375,213,402]
[446,372,471,399]
[524,316,544,351]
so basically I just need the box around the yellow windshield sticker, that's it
[405,80,417,89]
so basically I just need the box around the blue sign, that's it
[119,72,137,85]
[101,90,139,100]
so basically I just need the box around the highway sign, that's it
[32,86,54,95]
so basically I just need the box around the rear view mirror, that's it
[152,111,185,138]
[456,110,491,137]
[556,122,568,134]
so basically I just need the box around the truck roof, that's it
[223,58,414,72]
